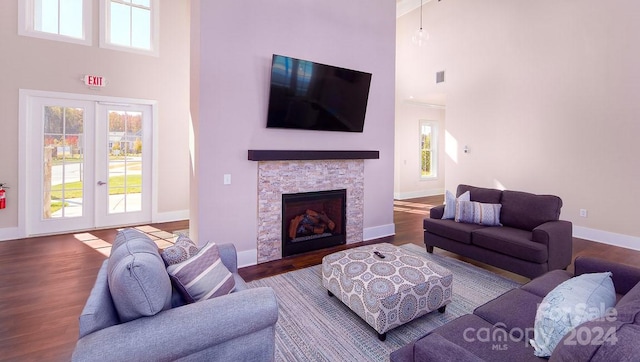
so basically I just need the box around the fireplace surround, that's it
[256,159,365,263]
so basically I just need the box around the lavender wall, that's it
[190,0,396,264]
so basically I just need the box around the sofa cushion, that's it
[472,227,548,264]
[550,318,639,362]
[474,288,542,334]
[424,218,485,244]
[455,201,502,226]
[107,229,173,323]
[615,282,640,323]
[531,272,616,357]
[78,260,119,338]
[167,241,236,303]
[457,184,502,204]
[161,234,199,266]
[442,190,470,220]
[521,269,573,298]
[500,190,562,231]
[429,314,540,361]
[413,333,484,362]
[589,323,640,361]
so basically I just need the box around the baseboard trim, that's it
[238,224,397,268]
[394,188,444,200]
[152,209,189,223]
[363,223,396,241]
[238,248,258,268]
[0,227,22,242]
[573,226,640,252]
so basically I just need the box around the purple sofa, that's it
[424,184,572,279]
[390,256,640,361]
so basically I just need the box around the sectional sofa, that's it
[391,256,640,361]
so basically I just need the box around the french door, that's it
[25,92,153,235]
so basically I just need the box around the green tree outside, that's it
[421,133,432,177]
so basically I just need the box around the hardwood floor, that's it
[2,196,639,361]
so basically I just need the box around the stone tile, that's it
[257,160,365,263]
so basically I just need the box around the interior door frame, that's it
[18,89,158,237]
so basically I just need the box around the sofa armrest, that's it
[430,204,445,219]
[218,243,238,273]
[532,220,572,271]
[575,256,640,295]
[72,287,278,362]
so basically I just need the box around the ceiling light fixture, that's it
[412,0,428,46]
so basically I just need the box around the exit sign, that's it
[84,75,106,87]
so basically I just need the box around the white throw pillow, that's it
[442,190,470,220]
[530,272,616,357]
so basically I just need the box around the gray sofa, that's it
[424,184,573,279]
[390,256,640,361]
[72,229,279,362]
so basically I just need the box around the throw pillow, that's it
[107,228,173,323]
[454,200,502,226]
[442,190,470,220]
[167,241,236,303]
[530,272,616,357]
[161,234,199,266]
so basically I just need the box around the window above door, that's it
[100,0,159,56]
[18,0,159,56]
[18,0,93,46]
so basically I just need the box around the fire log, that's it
[317,212,336,231]
[289,215,303,239]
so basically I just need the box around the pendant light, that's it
[412,0,428,46]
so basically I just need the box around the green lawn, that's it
[51,175,142,200]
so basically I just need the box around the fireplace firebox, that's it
[282,189,346,257]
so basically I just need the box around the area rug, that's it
[247,243,522,362]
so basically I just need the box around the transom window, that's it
[100,0,159,56]
[19,0,92,45]
[420,120,438,179]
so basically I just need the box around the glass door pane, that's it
[43,105,85,219]
[107,110,143,214]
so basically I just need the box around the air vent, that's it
[436,71,445,84]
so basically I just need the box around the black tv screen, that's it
[266,54,372,133]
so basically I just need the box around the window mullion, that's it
[57,0,61,35]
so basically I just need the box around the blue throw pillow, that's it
[107,229,173,322]
[530,272,616,357]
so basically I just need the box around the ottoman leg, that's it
[377,332,386,342]
[328,290,334,297]
[438,305,446,313]
[426,245,434,253]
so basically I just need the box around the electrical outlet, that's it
[579,209,588,218]
[223,174,231,185]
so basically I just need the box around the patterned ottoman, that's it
[322,243,452,340]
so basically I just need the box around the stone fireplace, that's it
[256,159,365,263]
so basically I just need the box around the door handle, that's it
[97,181,107,186]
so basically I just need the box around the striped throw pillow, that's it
[166,242,236,303]
[455,200,502,226]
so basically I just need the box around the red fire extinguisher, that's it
[0,184,6,209]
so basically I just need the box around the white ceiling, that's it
[396,0,435,18]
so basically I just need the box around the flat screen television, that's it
[266,54,372,133]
